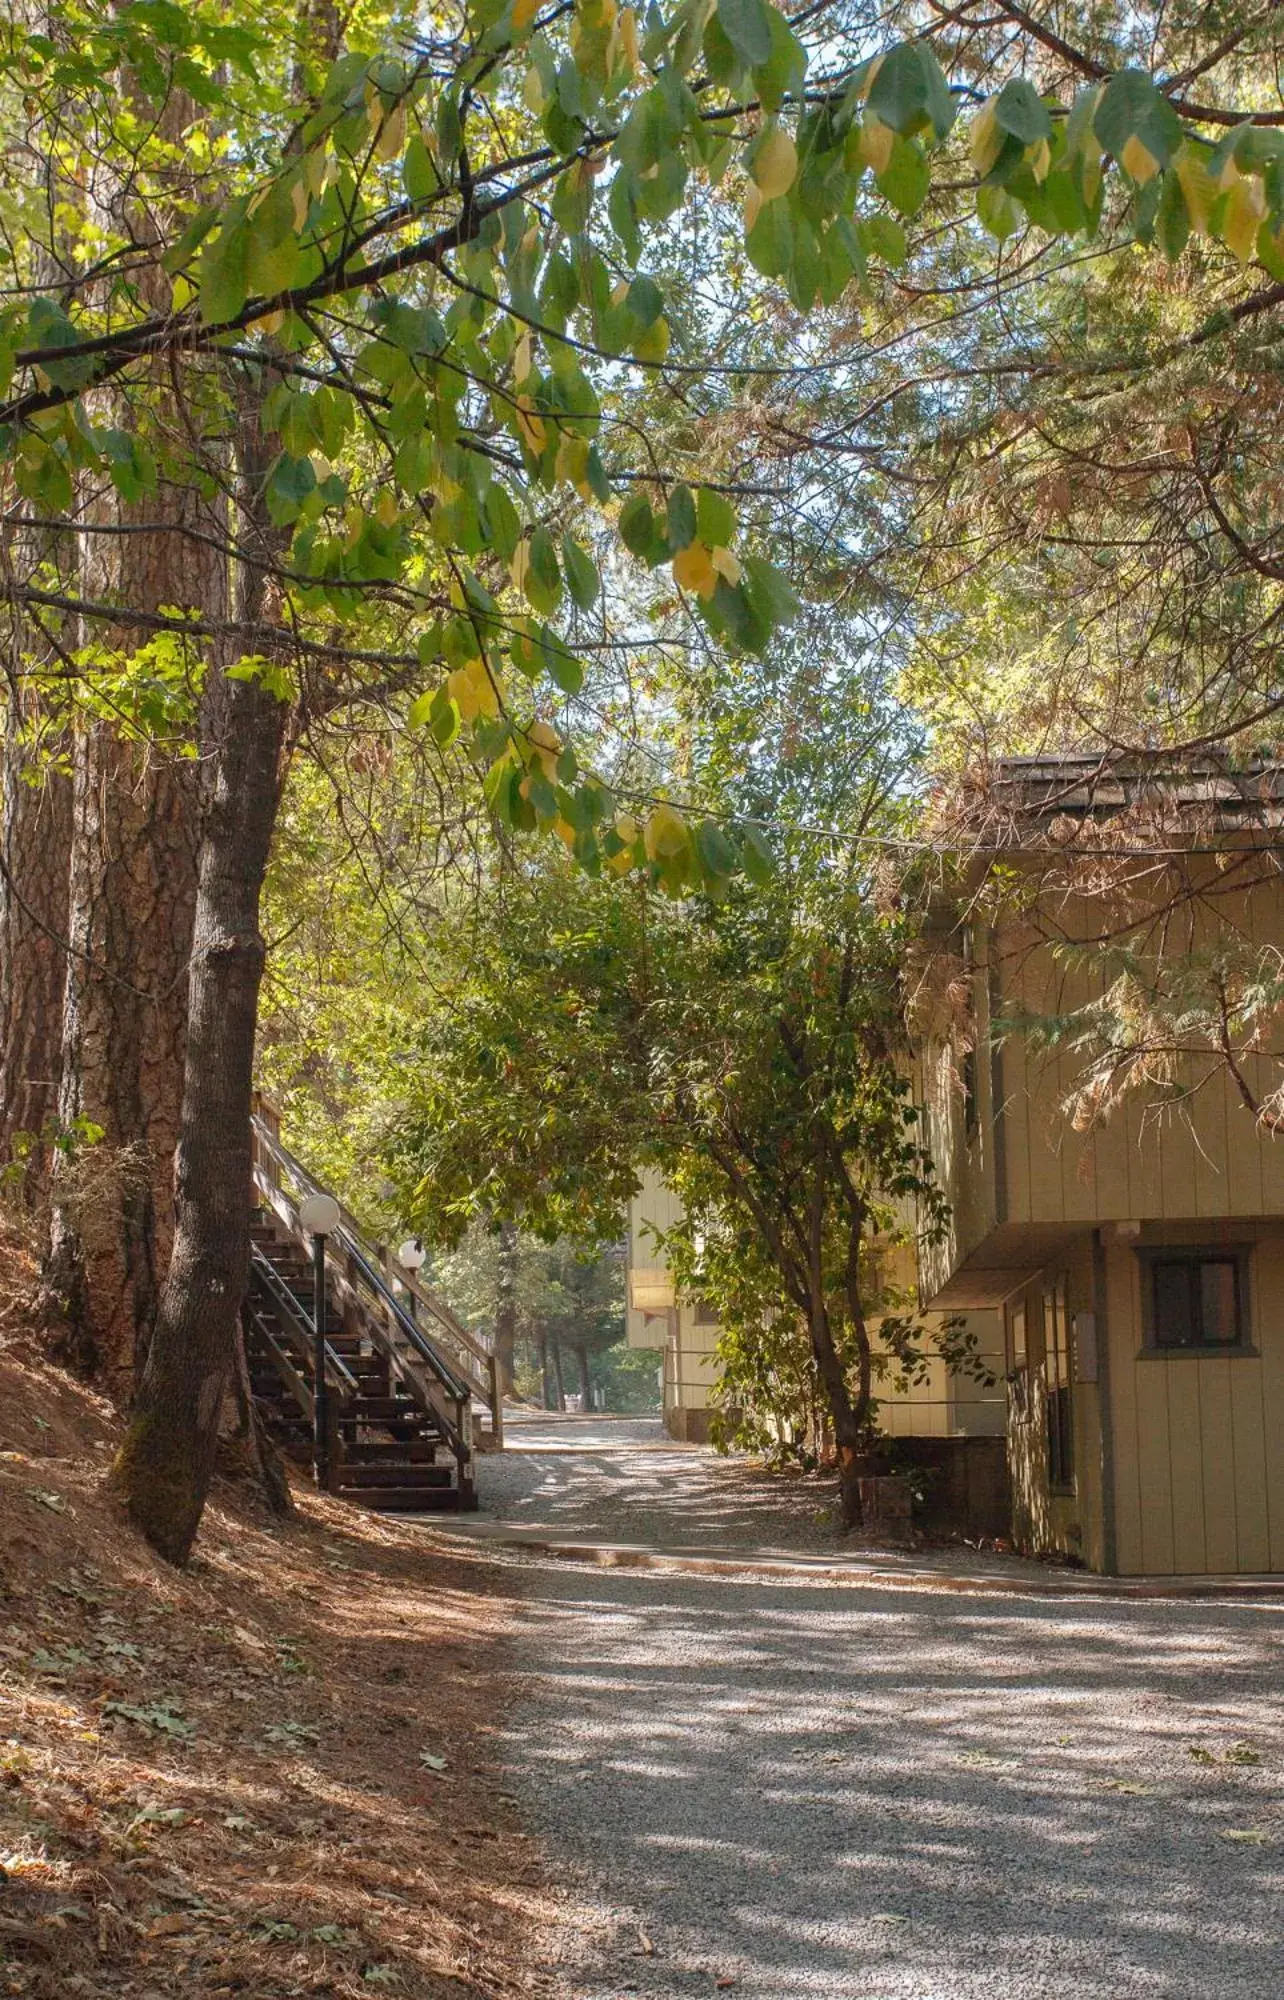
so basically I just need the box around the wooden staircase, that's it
[244,1103,502,1514]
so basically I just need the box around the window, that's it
[1008,1300,1027,1372]
[693,1298,719,1327]
[1142,1249,1248,1351]
[1043,1278,1074,1491]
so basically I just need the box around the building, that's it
[915,755,1284,1576]
[626,1171,1008,1499]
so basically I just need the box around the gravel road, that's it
[485,1421,1284,2000]
[475,1414,845,1553]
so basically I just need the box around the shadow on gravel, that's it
[508,1566,1284,2000]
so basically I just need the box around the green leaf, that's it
[716,0,772,69]
[743,553,800,628]
[666,482,697,552]
[525,525,561,614]
[1094,69,1182,174]
[740,823,775,882]
[197,220,249,325]
[694,817,739,879]
[977,183,1021,240]
[618,492,656,556]
[539,625,584,694]
[405,134,436,203]
[861,212,907,268]
[746,197,793,278]
[867,44,939,139]
[562,535,600,610]
[1156,167,1190,262]
[877,134,930,217]
[696,487,736,547]
[994,79,1052,146]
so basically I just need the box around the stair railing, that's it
[250,1107,478,1493]
[250,1097,501,1442]
[245,1244,357,1490]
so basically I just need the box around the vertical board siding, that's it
[1164,1361,1207,1575]
[1105,1229,1282,1574]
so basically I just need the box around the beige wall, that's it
[1104,1221,1284,1576]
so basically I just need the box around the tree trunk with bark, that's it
[113,399,290,1564]
[576,1342,592,1410]
[45,77,226,1395]
[0,694,71,1187]
[551,1339,567,1412]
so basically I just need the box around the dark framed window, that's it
[693,1297,719,1327]
[1140,1248,1249,1352]
[1043,1278,1074,1491]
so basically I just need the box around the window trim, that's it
[1135,1244,1254,1356]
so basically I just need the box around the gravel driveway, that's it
[482,1421,1284,1999]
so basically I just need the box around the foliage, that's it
[5,0,1284,898]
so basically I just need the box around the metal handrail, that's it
[250,1112,478,1408]
[249,1242,360,1397]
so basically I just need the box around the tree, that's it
[3,0,1282,1560]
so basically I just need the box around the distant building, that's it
[626,1171,1007,1470]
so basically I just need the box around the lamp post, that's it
[397,1236,426,1324]
[299,1191,341,1489]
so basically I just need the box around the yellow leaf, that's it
[523,64,548,113]
[619,5,640,72]
[515,397,548,455]
[290,178,309,231]
[610,279,629,306]
[556,433,590,490]
[510,540,531,594]
[375,491,399,527]
[1120,133,1160,185]
[376,103,407,165]
[448,666,480,722]
[305,147,329,198]
[553,816,578,848]
[743,181,763,231]
[614,812,640,846]
[752,127,798,202]
[672,540,718,598]
[1027,138,1051,183]
[858,117,895,176]
[633,315,669,363]
[856,52,883,102]
[711,545,741,586]
[1174,145,1215,235]
[644,803,688,861]
[514,330,533,385]
[969,97,1002,179]
[1222,172,1265,262]
[527,719,561,776]
[249,307,286,336]
[513,0,539,29]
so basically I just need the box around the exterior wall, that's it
[1000,877,1284,1231]
[874,1310,1007,1440]
[1004,1234,1105,1571]
[1104,1221,1284,1576]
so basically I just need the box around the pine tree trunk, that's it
[551,1340,567,1412]
[0,696,71,1185]
[576,1343,592,1410]
[113,403,290,1565]
[45,77,226,1394]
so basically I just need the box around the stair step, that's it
[339,1485,463,1513]
[343,1441,439,1464]
[341,1464,452,1489]
[353,1397,424,1420]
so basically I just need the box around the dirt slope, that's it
[0,1248,552,2000]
